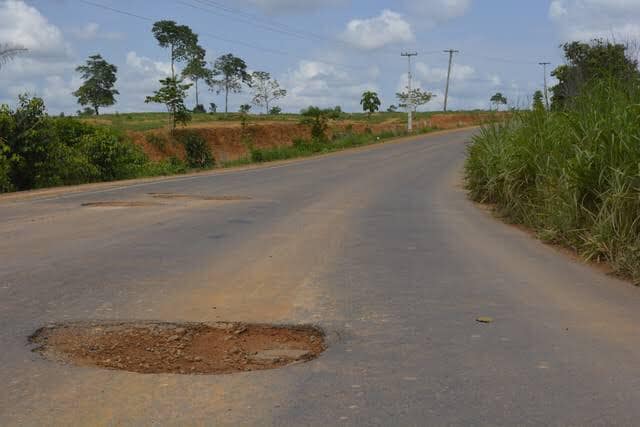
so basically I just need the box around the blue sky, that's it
[1,0,639,114]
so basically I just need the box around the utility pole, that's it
[443,49,459,112]
[539,62,551,110]
[401,51,417,132]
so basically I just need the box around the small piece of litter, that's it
[476,317,493,324]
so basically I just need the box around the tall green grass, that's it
[465,80,640,283]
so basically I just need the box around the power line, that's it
[75,0,371,71]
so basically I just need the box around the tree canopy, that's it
[145,77,193,129]
[490,92,507,110]
[151,20,201,79]
[251,71,286,113]
[360,91,381,119]
[208,53,252,113]
[73,54,119,115]
[550,40,640,110]
[396,88,434,111]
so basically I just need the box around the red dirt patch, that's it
[30,321,326,375]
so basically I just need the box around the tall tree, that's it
[72,54,119,115]
[490,92,507,110]
[550,40,640,110]
[151,20,200,79]
[532,90,545,111]
[360,91,381,121]
[250,71,286,113]
[145,77,193,129]
[208,53,252,113]
[181,45,210,109]
[0,44,27,70]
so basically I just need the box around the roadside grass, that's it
[465,80,640,283]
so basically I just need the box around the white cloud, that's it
[281,59,378,111]
[549,0,640,41]
[70,22,124,41]
[115,52,172,112]
[0,0,71,59]
[404,0,472,25]
[238,0,346,14]
[342,10,414,50]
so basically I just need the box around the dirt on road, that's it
[30,322,326,375]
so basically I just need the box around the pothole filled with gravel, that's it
[81,201,162,208]
[30,321,325,375]
[148,193,252,201]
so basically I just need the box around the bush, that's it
[193,104,206,113]
[0,140,13,193]
[179,131,214,168]
[79,128,147,181]
[465,79,640,282]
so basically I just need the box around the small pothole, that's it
[81,201,161,208]
[30,321,325,375]
[148,193,252,201]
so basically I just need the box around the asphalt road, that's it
[3,128,640,426]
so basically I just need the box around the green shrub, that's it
[79,128,147,181]
[179,132,214,168]
[146,133,168,151]
[0,140,13,193]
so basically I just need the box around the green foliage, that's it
[0,139,13,192]
[300,106,340,142]
[73,54,118,115]
[465,79,640,283]
[239,104,251,113]
[551,40,640,110]
[490,92,507,110]
[78,128,147,181]
[387,105,398,113]
[360,91,381,118]
[208,53,251,113]
[209,103,217,113]
[396,88,434,111]
[152,20,201,78]
[145,77,193,129]
[269,106,282,115]
[193,104,206,113]
[251,71,287,113]
[532,90,545,111]
[145,133,168,151]
[177,131,214,168]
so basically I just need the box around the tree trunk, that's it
[94,105,100,116]
[266,99,269,114]
[225,82,229,114]
[170,44,175,80]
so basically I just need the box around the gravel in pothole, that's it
[30,322,325,375]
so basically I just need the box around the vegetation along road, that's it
[3,128,640,425]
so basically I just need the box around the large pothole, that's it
[148,193,252,201]
[81,201,161,208]
[30,322,325,375]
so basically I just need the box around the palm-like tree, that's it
[0,44,27,70]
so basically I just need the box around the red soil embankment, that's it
[131,113,497,163]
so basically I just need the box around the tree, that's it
[532,90,545,111]
[300,106,340,142]
[387,105,398,113]
[360,91,381,121]
[269,106,282,115]
[208,53,252,113]
[72,54,119,116]
[396,88,434,111]
[209,102,217,113]
[550,40,640,110]
[182,46,210,109]
[250,71,286,113]
[239,104,251,113]
[145,77,193,129]
[151,20,200,79]
[490,92,507,110]
[0,44,27,70]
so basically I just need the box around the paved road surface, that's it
[2,129,640,426]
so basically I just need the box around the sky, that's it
[1,0,639,114]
